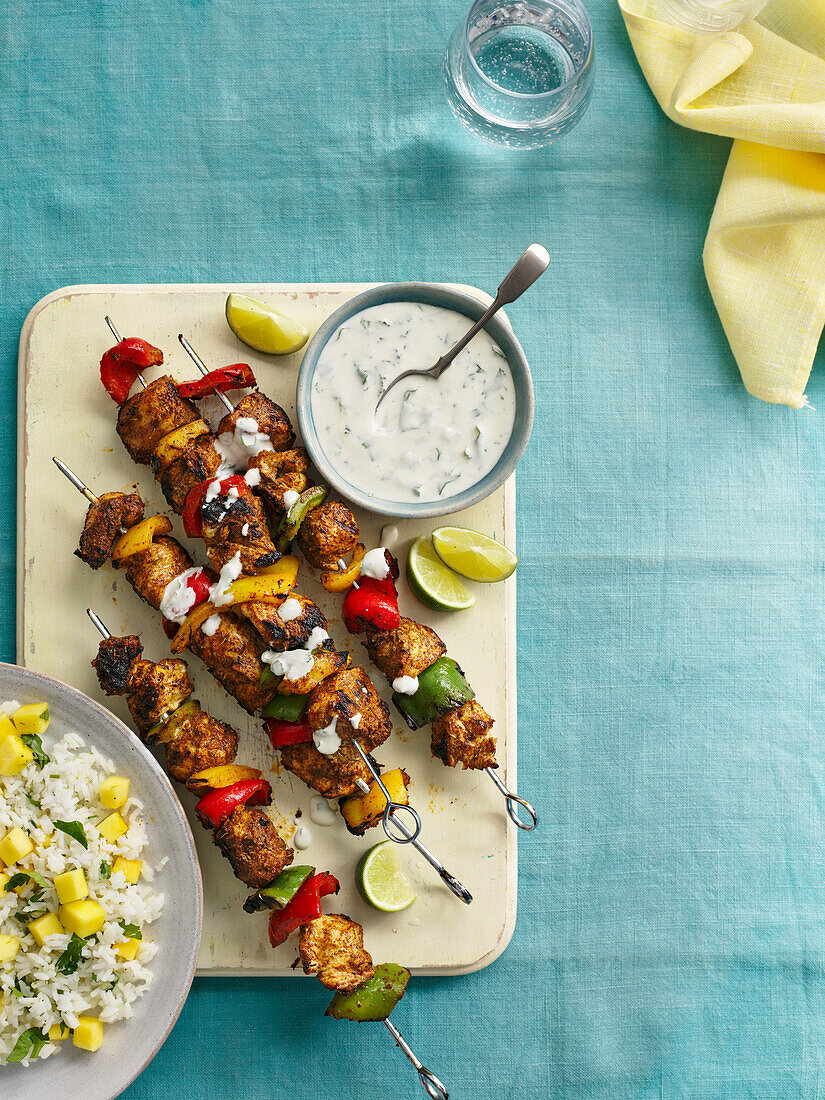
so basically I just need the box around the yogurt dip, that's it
[310,302,516,504]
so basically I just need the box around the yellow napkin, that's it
[618,0,825,407]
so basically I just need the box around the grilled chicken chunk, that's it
[187,614,278,714]
[299,914,374,992]
[305,666,391,747]
[201,488,281,574]
[431,700,497,770]
[297,502,360,570]
[117,375,201,464]
[165,709,239,783]
[122,536,193,610]
[241,594,327,654]
[159,435,222,514]
[76,492,145,569]
[126,657,193,735]
[280,741,377,799]
[274,646,350,696]
[218,392,295,452]
[92,634,144,696]
[245,448,310,517]
[213,805,293,888]
[364,618,447,682]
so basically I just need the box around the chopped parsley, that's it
[56,933,87,975]
[99,860,112,880]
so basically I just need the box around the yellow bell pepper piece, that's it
[60,899,106,937]
[99,775,130,809]
[0,934,20,962]
[112,856,142,884]
[320,543,366,592]
[97,812,128,843]
[111,514,173,566]
[11,702,49,736]
[341,768,411,833]
[54,868,89,905]
[73,1016,103,1052]
[152,419,210,473]
[185,764,262,793]
[0,827,35,865]
[114,936,141,960]
[28,912,63,946]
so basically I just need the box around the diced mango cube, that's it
[0,714,15,740]
[0,732,34,776]
[0,934,20,961]
[114,937,141,960]
[112,857,142,884]
[48,1022,70,1041]
[96,812,128,843]
[28,912,63,946]
[0,871,9,891]
[11,702,50,736]
[72,1016,103,1052]
[54,868,88,905]
[0,827,35,865]
[99,775,130,810]
[60,899,106,938]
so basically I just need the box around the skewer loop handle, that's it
[383,803,423,845]
[485,767,538,831]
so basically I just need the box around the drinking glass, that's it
[656,0,767,32]
[443,0,595,149]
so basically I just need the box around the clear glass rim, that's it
[462,0,594,101]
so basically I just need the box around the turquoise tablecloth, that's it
[4,1,825,1097]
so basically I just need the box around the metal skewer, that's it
[485,768,537,831]
[105,317,147,389]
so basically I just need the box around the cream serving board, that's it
[17,283,518,976]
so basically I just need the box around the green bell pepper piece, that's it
[243,865,315,913]
[325,962,411,1022]
[145,698,198,742]
[275,486,327,552]
[261,694,309,722]
[392,657,474,730]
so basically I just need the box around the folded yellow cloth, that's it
[619,0,825,407]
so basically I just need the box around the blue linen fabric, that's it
[3,0,825,1097]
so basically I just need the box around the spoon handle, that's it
[432,244,549,378]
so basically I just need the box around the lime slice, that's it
[431,526,517,583]
[356,841,417,912]
[225,293,309,355]
[406,536,476,612]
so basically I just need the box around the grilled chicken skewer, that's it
[86,609,293,889]
[56,461,472,902]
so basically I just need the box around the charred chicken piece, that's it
[92,634,144,696]
[431,700,497,770]
[217,392,295,452]
[245,448,310,518]
[297,502,360,570]
[279,741,378,799]
[213,805,294,888]
[159,435,222,514]
[299,914,374,992]
[126,657,193,736]
[241,594,328,653]
[305,666,391,748]
[274,645,350,696]
[76,492,145,570]
[117,375,202,464]
[122,536,193,610]
[364,618,447,682]
[201,488,281,574]
[165,709,239,783]
[187,614,278,714]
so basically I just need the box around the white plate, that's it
[0,662,202,1100]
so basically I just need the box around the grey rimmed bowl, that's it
[296,282,534,519]
[0,663,202,1100]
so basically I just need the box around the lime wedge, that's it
[431,526,517,583]
[225,293,309,355]
[356,841,417,912]
[406,536,476,612]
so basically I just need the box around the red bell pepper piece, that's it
[343,578,400,634]
[162,618,180,640]
[178,364,256,400]
[182,475,249,538]
[185,568,212,605]
[265,718,314,749]
[100,338,164,404]
[268,871,339,948]
[195,777,272,828]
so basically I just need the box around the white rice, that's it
[0,708,164,1065]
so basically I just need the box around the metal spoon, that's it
[375,243,549,411]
